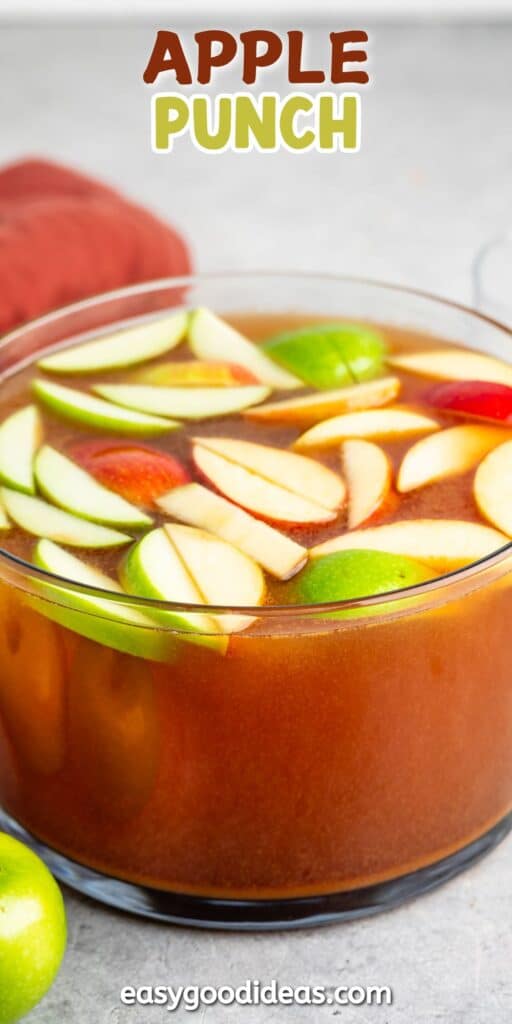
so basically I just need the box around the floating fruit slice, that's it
[288,549,433,614]
[0,405,42,494]
[474,440,512,536]
[93,383,270,419]
[33,379,177,436]
[69,440,190,507]
[121,528,224,646]
[188,308,301,389]
[0,487,130,547]
[192,437,344,525]
[133,360,258,387]
[245,376,401,424]
[294,407,439,450]
[37,311,188,374]
[424,380,512,424]
[264,323,386,389]
[310,519,508,571]
[341,440,393,529]
[32,539,176,661]
[398,425,509,493]
[388,348,512,386]
[35,446,152,527]
[164,523,265,633]
[158,482,307,580]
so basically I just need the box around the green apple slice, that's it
[32,379,178,436]
[92,383,270,419]
[188,308,301,390]
[35,446,152,528]
[120,528,227,652]
[0,487,130,548]
[31,540,176,662]
[264,323,386,390]
[0,405,42,494]
[37,311,188,374]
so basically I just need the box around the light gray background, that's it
[0,18,511,1024]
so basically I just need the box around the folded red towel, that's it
[0,158,192,334]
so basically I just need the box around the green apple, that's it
[92,383,270,419]
[0,832,66,1024]
[37,311,188,374]
[188,308,301,389]
[0,488,130,548]
[35,446,152,528]
[0,406,42,495]
[32,380,178,436]
[288,548,433,617]
[264,323,386,389]
[31,539,176,662]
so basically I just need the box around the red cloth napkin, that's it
[0,158,192,334]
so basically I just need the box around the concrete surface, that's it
[0,19,511,1024]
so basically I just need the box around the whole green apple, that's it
[0,833,66,1024]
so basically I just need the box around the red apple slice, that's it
[294,406,439,450]
[245,376,401,425]
[474,440,512,536]
[389,348,512,386]
[310,519,508,571]
[69,440,190,508]
[341,440,393,529]
[424,380,512,424]
[192,438,344,525]
[158,483,307,579]
[398,425,510,493]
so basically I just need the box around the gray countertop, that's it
[1,19,511,1023]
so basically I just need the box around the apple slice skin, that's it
[37,311,188,374]
[0,487,131,548]
[158,483,308,580]
[92,383,270,419]
[474,440,512,536]
[264,323,386,389]
[245,377,401,425]
[31,539,177,662]
[189,308,302,389]
[424,380,512,424]
[0,405,42,494]
[34,446,152,528]
[310,519,509,571]
[398,425,510,493]
[33,380,178,436]
[342,440,393,529]
[69,440,190,507]
[389,349,512,386]
[294,407,440,450]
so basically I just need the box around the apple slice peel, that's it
[1,487,131,548]
[33,379,178,436]
[92,383,271,419]
[37,311,188,374]
[35,446,152,528]
[0,405,42,495]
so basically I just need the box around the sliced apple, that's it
[158,483,307,579]
[388,348,512,386]
[310,519,508,571]
[188,308,301,389]
[164,523,265,633]
[35,446,152,527]
[398,425,510,493]
[0,487,130,548]
[133,360,258,387]
[424,380,512,424]
[92,383,270,419]
[37,311,188,374]
[192,437,344,525]
[0,405,42,494]
[294,406,439,450]
[32,539,176,662]
[342,440,393,529]
[33,379,178,436]
[474,440,512,536]
[69,440,190,507]
[245,376,401,425]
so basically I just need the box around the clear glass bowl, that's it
[0,273,511,930]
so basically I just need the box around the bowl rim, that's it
[1,269,511,620]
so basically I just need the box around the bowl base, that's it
[1,808,510,930]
